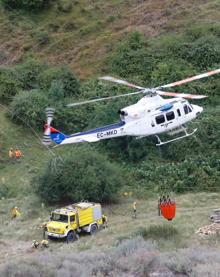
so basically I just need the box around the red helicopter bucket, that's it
[159,196,176,221]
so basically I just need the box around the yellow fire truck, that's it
[45,201,104,242]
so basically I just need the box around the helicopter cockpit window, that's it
[184,105,189,114]
[166,111,175,121]
[156,115,165,124]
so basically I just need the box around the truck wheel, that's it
[66,231,78,243]
[90,224,98,236]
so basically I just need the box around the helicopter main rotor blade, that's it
[156,90,207,99]
[66,91,143,107]
[158,68,220,89]
[99,76,146,90]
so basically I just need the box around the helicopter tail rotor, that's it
[42,107,55,146]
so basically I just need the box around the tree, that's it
[38,65,80,98]
[33,148,125,203]
[0,67,21,104]
[48,80,64,104]
[15,58,48,90]
[9,89,48,130]
[2,0,51,10]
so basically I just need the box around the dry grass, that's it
[0,0,219,78]
[1,192,220,264]
[0,107,52,198]
[1,236,220,276]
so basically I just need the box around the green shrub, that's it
[0,184,9,198]
[57,0,73,13]
[178,35,220,69]
[9,90,92,133]
[63,21,77,31]
[16,58,48,90]
[53,104,93,134]
[0,67,21,104]
[34,31,50,46]
[136,153,220,193]
[33,148,125,203]
[108,32,151,79]
[106,15,115,23]
[2,0,51,10]
[9,89,48,130]
[135,225,179,240]
[150,59,196,89]
[38,65,80,97]
[48,80,64,104]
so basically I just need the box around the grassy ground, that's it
[0,106,52,196]
[1,192,220,264]
[0,0,220,79]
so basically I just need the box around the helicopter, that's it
[43,68,220,147]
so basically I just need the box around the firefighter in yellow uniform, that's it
[31,240,40,249]
[133,202,137,219]
[41,222,47,239]
[102,214,108,228]
[41,239,49,248]
[9,148,14,158]
[9,148,14,163]
[10,207,21,219]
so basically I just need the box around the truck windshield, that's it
[51,213,68,223]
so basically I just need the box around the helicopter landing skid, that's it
[155,127,197,146]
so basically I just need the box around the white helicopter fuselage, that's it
[58,95,203,145]
[121,95,203,136]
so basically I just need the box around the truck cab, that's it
[45,202,104,242]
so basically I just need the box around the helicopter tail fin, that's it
[49,126,67,145]
[43,125,67,145]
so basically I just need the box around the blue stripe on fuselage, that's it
[69,121,125,138]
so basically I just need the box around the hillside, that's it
[0,0,220,78]
[0,0,220,276]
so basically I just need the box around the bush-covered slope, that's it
[0,0,220,78]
